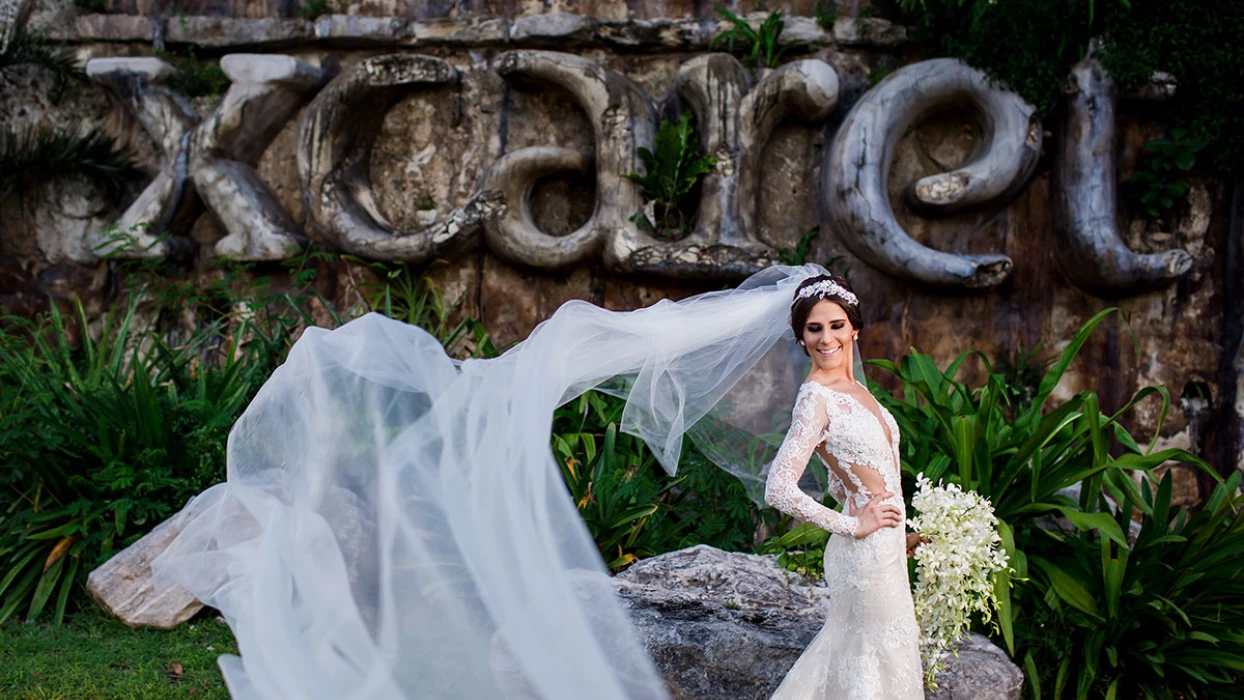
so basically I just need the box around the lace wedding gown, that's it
[764,380,924,700]
[150,263,909,699]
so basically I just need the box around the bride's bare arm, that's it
[764,387,860,538]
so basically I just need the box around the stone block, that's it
[87,508,205,629]
[778,15,832,45]
[832,17,908,48]
[597,18,712,51]
[509,12,596,45]
[86,57,175,82]
[406,17,508,45]
[56,14,155,43]
[219,53,321,87]
[164,17,309,49]
[311,14,406,45]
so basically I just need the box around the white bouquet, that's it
[908,474,1010,684]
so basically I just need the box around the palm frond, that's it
[0,23,87,100]
[0,126,140,202]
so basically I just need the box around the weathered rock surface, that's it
[615,545,1022,700]
[823,57,1042,290]
[1053,49,1193,297]
[509,12,597,45]
[925,633,1024,700]
[3,3,1233,476]
[86,505,205,629]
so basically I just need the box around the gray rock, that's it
[832,17,908,48]
[65,14,153,42]
[163,17,309,49]
[407,17,508,45]
[85,57,174,83]
[298,53,492,263]
[597,19,696,50]
[312,15,406,45]
[778,16,832,45]
[87,505,206,629]
[1053,48,1193,296]
[509,13,597,45]
[86,56,199,260]
[927,633,1024,700]
[615,545,1022,700]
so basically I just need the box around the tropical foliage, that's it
[0,250,769,621]
[623,111,716,237]
[710,8,804,70]
[1021,471,1244,698]
[1129,128,1208,219]
[0,297,265,624]
[553,389,764,571]
[0,250,496,624]
[869,310,1210,653]
[157,47,231,99]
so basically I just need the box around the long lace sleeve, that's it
[764,385,860,538]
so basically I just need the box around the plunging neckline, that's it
[802,380,898,473]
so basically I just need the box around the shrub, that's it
[0,297,266,624]
[160,47,230,99]
[0,253,496,623]
[1020,471,1244,698]
[870,308,1210,656]
[1128,128,1208,219]
[552,389,764,571]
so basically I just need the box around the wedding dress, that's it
[149,263,920,700]
[764,381,924,699]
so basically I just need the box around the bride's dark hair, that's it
[790,274,863,355]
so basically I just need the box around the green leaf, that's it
[1055,507,1129,548]
[1031,555,1102,620]
[25,555,65,622]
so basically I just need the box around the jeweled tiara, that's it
[791,279,858,307]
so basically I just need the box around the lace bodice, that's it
[763,381,904,538]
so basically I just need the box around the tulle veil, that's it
[152,262,848,699]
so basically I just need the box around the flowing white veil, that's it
[152,262,837,700]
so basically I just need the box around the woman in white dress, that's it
[151,264,923,700]
[764,274,924,699]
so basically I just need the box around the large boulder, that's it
[615,545,1022,700]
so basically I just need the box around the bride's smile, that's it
[801,300,855,375]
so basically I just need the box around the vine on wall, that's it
[875,0,1244,176]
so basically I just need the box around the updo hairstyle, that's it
[790,274,863,356]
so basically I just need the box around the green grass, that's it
[0,607,236,698]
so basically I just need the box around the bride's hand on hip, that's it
[849,492,903,539]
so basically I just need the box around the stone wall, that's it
[2,0,1239,498]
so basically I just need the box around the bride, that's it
[764,274,923,699]
[151,263,923,699]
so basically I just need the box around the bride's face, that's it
[802,300,855,373]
